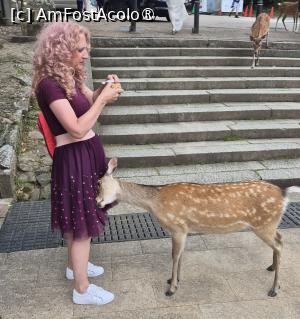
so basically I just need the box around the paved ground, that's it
[1,229,300,318]
[2,14,300,319]
[82,14,300,42]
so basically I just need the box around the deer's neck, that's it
[117,180,159,212]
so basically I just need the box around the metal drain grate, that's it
[0,200,300,253]
[93,213,169,243]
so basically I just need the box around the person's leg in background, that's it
[235,1,240,18]
[97,0,104,10]
[77,0,83,11]
[229,0,235,16]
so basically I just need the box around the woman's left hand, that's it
[93,74,121,102]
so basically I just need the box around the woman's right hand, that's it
[99,82,123,105]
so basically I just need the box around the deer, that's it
[250,13,270,68]
[96,158,300,298]
[275,1,299,32]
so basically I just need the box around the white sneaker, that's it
[66,262,104,280]
[73,284,114,305]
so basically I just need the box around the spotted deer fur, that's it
[275,2,299,32]
[250,13,270,68]
[96,158,300,297]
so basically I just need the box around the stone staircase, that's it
[53,0,77,9]
[90,37,300,205]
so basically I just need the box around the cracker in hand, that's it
[111,82,122,90]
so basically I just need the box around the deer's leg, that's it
[166,232,187,296]
[267,232,282,271]
[256,51,260,67]
[266,32,269,49]
[253,228,282,297]
[282,15,288,31]
[251,52,256,69]
[275,15,281,31]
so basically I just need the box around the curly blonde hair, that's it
[32,21,90,99]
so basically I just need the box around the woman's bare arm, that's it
[49,84,122,139]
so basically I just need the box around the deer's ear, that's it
[107,157,118,175]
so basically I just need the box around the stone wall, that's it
[0,30,94,200]
[0,34,53,200]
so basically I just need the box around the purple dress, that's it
[36,77,108,240]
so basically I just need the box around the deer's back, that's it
[251,13,270,39]
[278,2,298,14]
[153,181,284,234]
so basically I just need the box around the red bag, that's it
[37,112,56,158]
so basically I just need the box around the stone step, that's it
[91,56,300,67]
[103,138,300,168]
[113,159,300,189]
[91,37,300,50]
[53,0,77,8]
[98,119,300,144]
[113,88,300,106]
[100,102,300,124]
[91,47,300,58]
[92,66,300,79]
[94,77,300,91]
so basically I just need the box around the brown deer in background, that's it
[97,158,300,297]
[250,13,270,68]
[275,1,299,32]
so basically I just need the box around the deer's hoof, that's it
[267,265,275,272]
[165,289,175,296]
[268,289,277,297]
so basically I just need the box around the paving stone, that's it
[111,253,170,281]
[150,140,249,149]
[93,66,300,79]
[198,299,299,319]
[123,170,260,185]
[0,252,7,266]
[179,246,272,279]
[257,168,300,184]
[115,167,159,178]
[5,247,67,267]
[248,138,300,144]
[279,228,300,245]
[2,310,73,319]
[74,305,202,319]
[156,161,265,176]
[261,158,300,169]
[92,56,300,68]
[101,120,232,144]
[140,235,207,255]
[1,286,74,318]
[0,264,39,283]
[224,266,300,301]
[91,47,300,58]
[114,89,210,106]
[202,231,264,250]
[152,273,237,306]
[89,241,143,258]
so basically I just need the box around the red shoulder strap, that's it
[37,112,56,158]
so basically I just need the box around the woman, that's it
[32,21,123,305]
